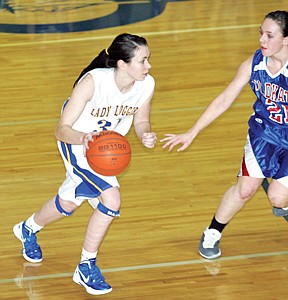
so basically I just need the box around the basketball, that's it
[86,131,131,176]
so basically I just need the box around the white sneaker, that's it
[198,227,222,259]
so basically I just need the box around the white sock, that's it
[25,214,44,233]
[81,248,98,262]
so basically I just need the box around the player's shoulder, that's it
[89,68,113,77]
[252,49,263,62]
[238,50,261,74]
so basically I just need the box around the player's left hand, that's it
[160,133,194,152]
[142,132,157,148]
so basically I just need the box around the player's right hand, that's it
[82,131,99,156]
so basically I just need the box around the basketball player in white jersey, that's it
[13,33,157,295]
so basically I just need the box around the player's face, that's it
[259,18,287,57]
[126,46,151,81]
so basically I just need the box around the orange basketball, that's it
[86,131,131,176]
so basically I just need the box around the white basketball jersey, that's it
[57,68,155,202]
[73,68,155,135]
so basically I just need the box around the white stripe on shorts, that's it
[238,134,265,178]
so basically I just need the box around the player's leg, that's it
[268,178,288,218]
[34,195,78,224]
[265,145,288,219]
[73,186,120,295]
[84,187,120,252]
[214,176,263,223]
[199,176,263,259]
[198,132,276,259]
[13,195,78,263]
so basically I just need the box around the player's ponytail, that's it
[73,33,148,87]
[73,49,107,87]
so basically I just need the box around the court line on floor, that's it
[0,24,259,48]
[1,250,287,284]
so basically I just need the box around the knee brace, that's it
[55,194,74,216]
[97,202,120,217]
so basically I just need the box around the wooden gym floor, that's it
[0,1,288,299]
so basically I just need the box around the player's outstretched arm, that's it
[161,56,252,152]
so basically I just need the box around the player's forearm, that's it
[187,95,232,138]
[134,121,151,140]
[55,124,86,145]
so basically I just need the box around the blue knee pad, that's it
[55,195,74,216]
[97,202,120,217]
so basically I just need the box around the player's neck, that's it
[114,71,135,94]
[267,49,288,73]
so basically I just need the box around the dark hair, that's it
[73,33,148,87]
[265,10,288,37]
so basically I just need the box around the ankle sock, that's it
[208,215,227,233]
[25,214,44,233]
[81,248,98,262]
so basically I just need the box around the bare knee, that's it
[99,187,121,211]
[267,190,286,207]
[237,187,256,202]
[58,197,79,213]
[267,179,288,208]
[234,177,262,203]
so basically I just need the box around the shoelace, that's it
[82,259,105,284]
[203,232,219,248]
[90,264,105,284]
[23,226,40,253]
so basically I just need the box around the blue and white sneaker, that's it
[73,258,112,295]
[13,221,43,263]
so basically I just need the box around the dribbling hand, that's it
[82,132,99,156]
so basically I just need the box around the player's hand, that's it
[142,132,157,148]
[160,133,194,152]
[82,131,99,156]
